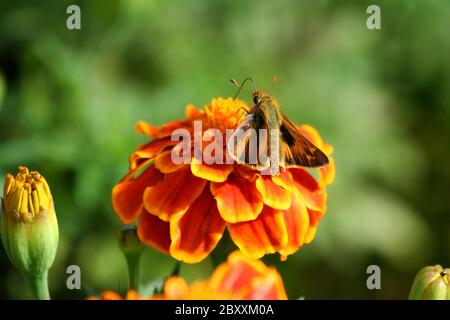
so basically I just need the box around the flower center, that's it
[203,98,249,132]
[3,166,52,221]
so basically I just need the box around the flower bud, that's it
[1,167,59,279]
[119,225,145,290]
[119,224,145,257]
[409,265,449,300]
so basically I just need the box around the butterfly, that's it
[227,78,329,175]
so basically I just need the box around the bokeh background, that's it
[0,0,449,299]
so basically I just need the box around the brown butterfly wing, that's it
[280,112,329,168]
[227,108,271,170]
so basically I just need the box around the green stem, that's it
[126,254,141,291]
[25,272,50,300]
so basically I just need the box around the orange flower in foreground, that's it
[89,251,287,300]
[112,97,335,263]
[156,251,287,299]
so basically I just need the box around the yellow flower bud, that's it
[1,167,59,299]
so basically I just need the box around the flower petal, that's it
[170,188,226,263]
[308,209,323,227]
[191,157,233,183]
[129,137,176,171]
[279,196,310,260]
[157,120,192,138]
[163,276,190,299]
[155,150,184,174]
[275,168,326,212]
[211,175,263,223]
[319,156,335,186]
[97,291,123,300]
[137,209,171,255]
[135,121,158,138]
[239,270,288,300]
[304,226,318,244]
[227,206,288,259]
[185,104,205,120]
[234,165,258,181]
[124,290,141,300]
[208,251,287,300]
[143,166,207,221]
[112,165,163,224]
[255,175,292,210]
[208,251,266,293]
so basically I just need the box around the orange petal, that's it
[239,270,288,300]
[157,120,192,138]
[137,209,171,255]
[308,209,323,227]
[124,290,141,300]
[279,196,310,259]
[129,137,176,171]
[271,168,293,190]
[211,175,263,223]
[208,251,287,300]
[304,226,318,244]
[99,291,123,300]
[135,121,158,138]
[185,104,205,120]
[227,206,288,259]
[112,165,164,224]
[163,276,190,299]
[208,251,266,293]
[170,189,226,263]
[143,166,207,221]
[155,150,185,174]
[234,164,258,181]
[319,156,335,186]
[191,157,233,183]
[255,175,292,210]
[288,168,326,212]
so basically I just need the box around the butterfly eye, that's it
[253,95,260,104]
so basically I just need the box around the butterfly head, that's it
[252,91,272,104]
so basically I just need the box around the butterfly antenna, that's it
[268,75,278,92]
[231,77,256,99]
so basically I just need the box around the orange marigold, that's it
[156,250,287,299]
[89,251,287,300]
[112,97,335,263]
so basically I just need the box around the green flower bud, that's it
[119,225,145,291]
[409,265,449,300]
[1,167,59,299]
[119,224,145,257]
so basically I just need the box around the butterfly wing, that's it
[280,112,329,168]
[227,108,271,170]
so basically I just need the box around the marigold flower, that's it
[90,251,287,300]
[112,97,335,263]
[1,166,59,299]
[156,250,287,300]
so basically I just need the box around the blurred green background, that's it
[0,0,449,299]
